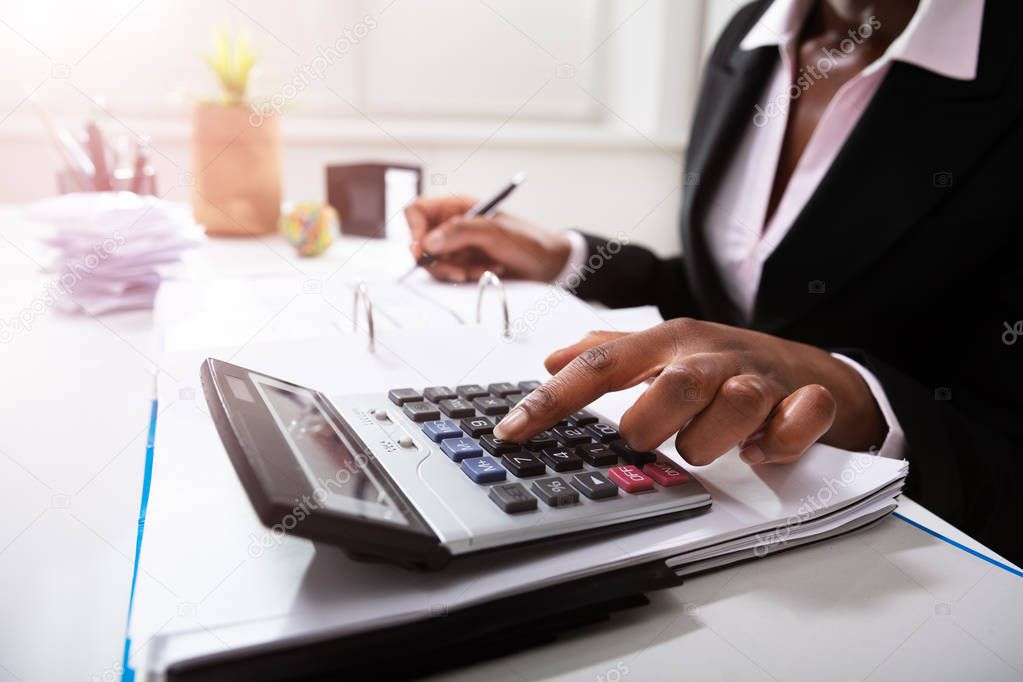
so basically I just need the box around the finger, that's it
[739,384,836,465]
[421,216,509,259]
[617,353,736,454]
[495,328,674,441]
[544,331,630,374]
[425,260,470,283]
[671,373,786,466]
[405,196,476,257]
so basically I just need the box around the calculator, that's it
[201,358,712,569]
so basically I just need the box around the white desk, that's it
[1,212,1020,682]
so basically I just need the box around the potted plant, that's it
[193,27,281,236]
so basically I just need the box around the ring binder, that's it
[352,281,376,352]
[475,270,511,339]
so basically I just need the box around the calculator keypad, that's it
[553,426,591,446]
[421,419,462,442]
[388,388,422,406]
[531,477,579,507]
[424,386,457,402]
[488,483,538,513]
[575,442,618,466]
[440,437,483,462]
[403,401,440,422]
[387,381,693,515]
[473,396,511,416]
[610,439,657,466]
[608,465,654,493]
[539,447,584,472]
[571,471,619,499]
[461,455,506,483]
[480,433,518,455]
[501,450,546,477]
[439,398,475,418]
[460,416,496,437]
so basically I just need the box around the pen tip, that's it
[511,171,526,185]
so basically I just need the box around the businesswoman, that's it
[404,0,1022,565]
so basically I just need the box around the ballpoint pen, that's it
[400,171,526,282]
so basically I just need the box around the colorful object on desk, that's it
[280,202,337,257]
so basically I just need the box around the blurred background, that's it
[0,0,741,255]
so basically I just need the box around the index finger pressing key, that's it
[494,332,670,441]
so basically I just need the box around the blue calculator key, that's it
[421,419,463,442]
[460,456,506,483]
[440,437,484,461]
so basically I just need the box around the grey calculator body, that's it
[201,358,712,569]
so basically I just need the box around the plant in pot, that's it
[193,27,281,236]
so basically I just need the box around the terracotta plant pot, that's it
[192,103,281,236]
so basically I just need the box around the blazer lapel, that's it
[681,40,778,325]
[752,0,1023,333]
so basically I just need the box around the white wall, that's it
[0,0,744,255]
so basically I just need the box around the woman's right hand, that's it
[404,195,572,283]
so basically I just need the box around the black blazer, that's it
[574,0,1023,565]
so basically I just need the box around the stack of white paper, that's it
[23,192,203,315]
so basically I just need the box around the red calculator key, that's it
[643,460,690,486]
[607,465,654,493]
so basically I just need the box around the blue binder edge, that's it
[121,399,158,682]
[893,512,1022,578]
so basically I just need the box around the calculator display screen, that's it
[259,382,409,527]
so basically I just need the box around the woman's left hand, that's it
[493,318,886,466]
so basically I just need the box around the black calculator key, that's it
[480,433,518,455]
[439,398,475,418]
[488,483,537,513]
[586,423,620,443]
[502,450,547,477]
[571,471,619,499]
[568,410,598,426]
[424,386,457,402]
[553,426,591,446]
[531,477,580,507]
[488,382,519,397]
[461,416,496,438]
[610,440,657,466]
[575,442,618,466]
[403,401,440,422]
[539,447,584,472]
[473,396,510,416]
[518,380,542,392]
[456,384,489,399]
[388,388,422,406]
[524,430,557,451]
[504,392,524,405]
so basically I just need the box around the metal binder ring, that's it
[352,281,376,352]
[475,270,511,339]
